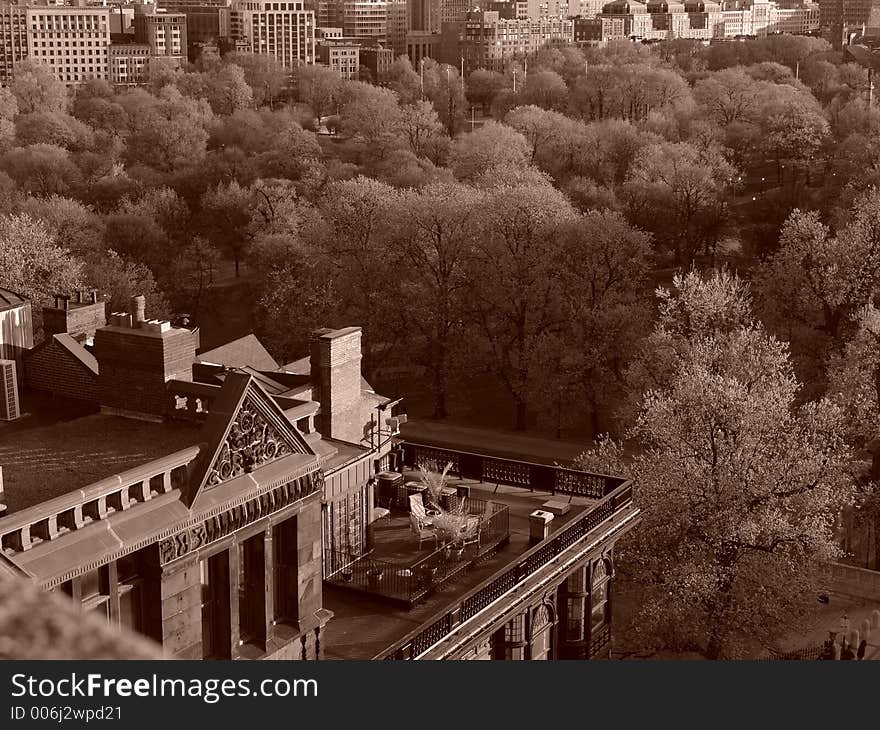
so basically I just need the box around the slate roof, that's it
[197,333,279,371]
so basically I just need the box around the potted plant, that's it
[367,566,385,588]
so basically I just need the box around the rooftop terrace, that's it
[322,480,603,659]
[322,441,637,660]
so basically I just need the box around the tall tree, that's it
[0,213,82,306]
[578,271,851,659]
[467,182,577,430]
[10,58,68,115]
[392,183,484,419]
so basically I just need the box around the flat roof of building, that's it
[321,479,597,660]
[0,403,201,514]
[0,288,27,312]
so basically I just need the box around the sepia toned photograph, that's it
[1,0,879,675]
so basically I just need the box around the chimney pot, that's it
[74,291,82,304]
[91,290,98,304]
[130,295,146,326]
[61,295,69,311]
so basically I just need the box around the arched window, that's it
[590,558,610,632]
[530,602,555,660]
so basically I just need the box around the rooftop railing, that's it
[401,442,627,499]
[0,446,200,558]
[374,441,636,660]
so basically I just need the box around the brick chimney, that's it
[43,290,105,343]
[94,295,198,420]
[309,327,364,443]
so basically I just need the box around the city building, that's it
[133,3,187,68]
[594,0,817,41]
[0,290,639,661]
[341,0,406,55]
[108,39,150,84]
[316,34,360,77]
[453,10,574,72]
[573,13,627,44]
[359,39,393,78]
[0,3,28,84]
[159,0,233,62]
[0,2,111,85]
[231,0,316,66]
[818,0,877,47]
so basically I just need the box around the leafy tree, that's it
[693,68,769,126]
[579,270,851,658]
[11,58,68,114]
[623,141,736,265]
[0,213,82,306]
[0,144,82,198]
[254,258,339,362]
[84,250,172,321]
[17,195,105,256]
[387,56,422,105]
[755,190,880,389]
[467,182,577,430]
[421,60,467,135]
[519,70,568,111]
[395,100,448,162]
[391,183,484,418]
[447,121,532,181]
[317,176,402,375]
[15,112,95,151]
[547,211,652,436]
[296,64,343,121]
[121,86,212,172]
[466,69,507,114]
[759,89,829,185]
[340,82,403,161]
[102,212,173,274]
[225,53,289,108]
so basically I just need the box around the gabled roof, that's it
[183,370,316,508]
[197,334,279,372]
[51,333,98,376]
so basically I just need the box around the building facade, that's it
[455,10,574,72]
[108,41,150,85]
[231,0,316,66]
[133,4,188,68]
[0,3,112,85]
[316,36,360,77]
[1,290,639,662]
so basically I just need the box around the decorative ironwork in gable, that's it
[206,395,298,486]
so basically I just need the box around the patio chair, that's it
[460,516,481,549]
[409,494,436,528]
[410,514,438,550]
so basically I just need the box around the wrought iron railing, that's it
[767,643,826,660]
[326,498,510,607]
[376,477,635,660]
[402,442,626,500]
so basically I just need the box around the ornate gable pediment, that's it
[207,394,298,486]
[183,371,316,507]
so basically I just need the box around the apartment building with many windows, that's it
[231,0,316,66]
[0,3,111,85]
